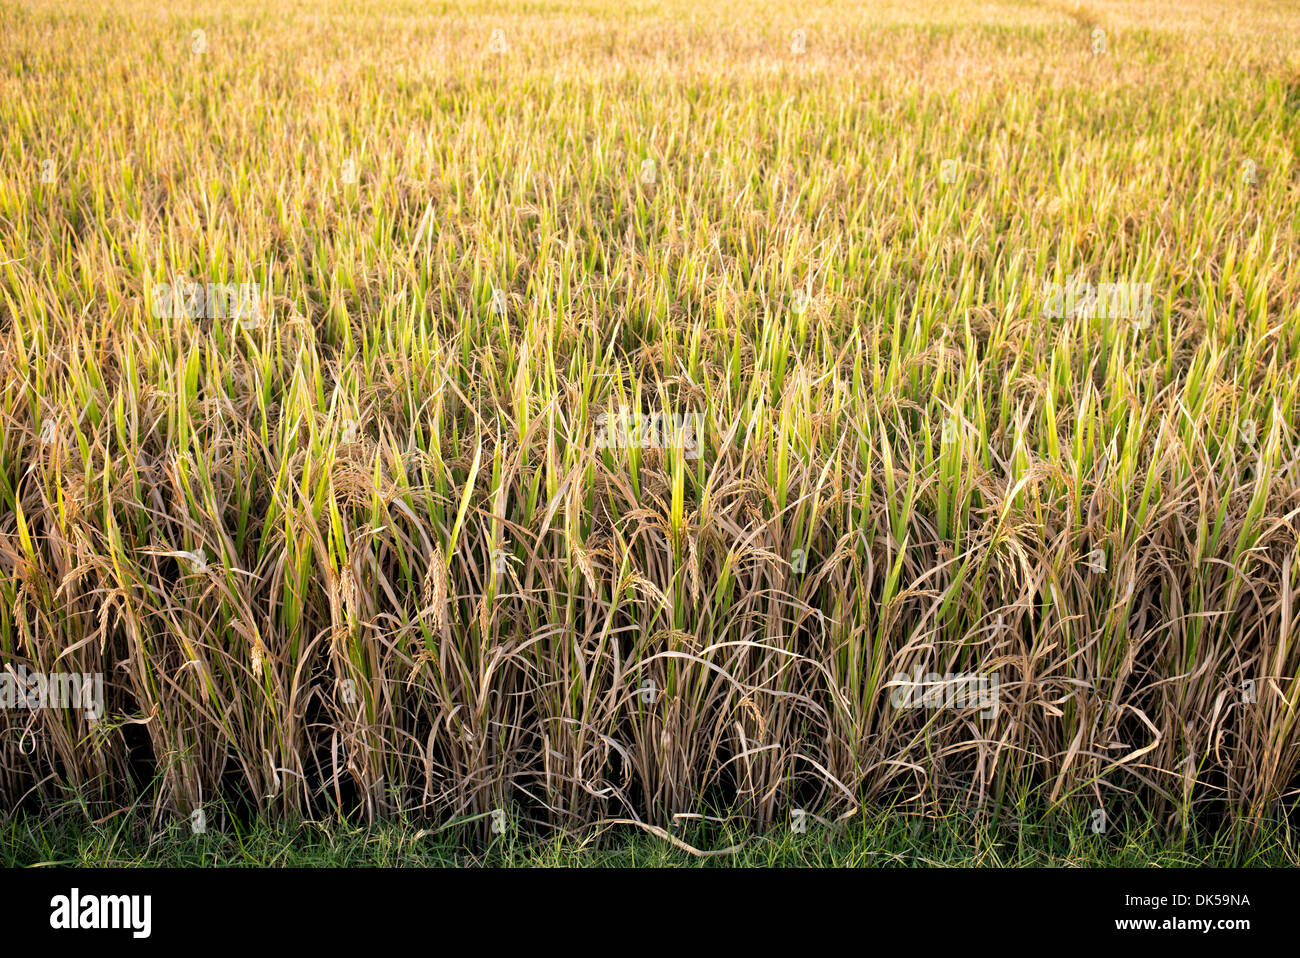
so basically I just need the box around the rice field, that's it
[2,0,1299,848]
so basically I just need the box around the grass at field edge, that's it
[4,805,1294,867]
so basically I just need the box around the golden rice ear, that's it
[423,545,448,639]
[573,546,598,595]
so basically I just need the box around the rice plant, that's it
[1,0,1298,847]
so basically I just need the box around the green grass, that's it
[5,806,1294,867]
